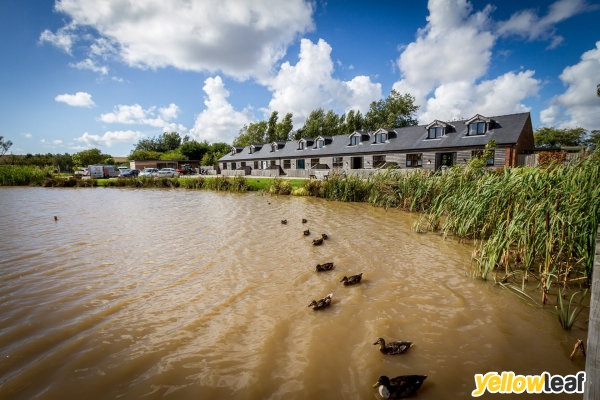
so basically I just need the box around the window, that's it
[406,153,422,168]
[311,158,320,168]
[249,147,253,154]
[283,160,291,169]
[428,127,444,139]
[374,132,387,144]
[241,162,246,167]
[270,160,276,166]
[231,162,236,170]
[271,144,276,152]
[223,163,227,170]
[469,122,486,135]
[472,150,494,166]
[254,161,258,169]
[373,155,386,168]
[332,157,343,168]
[299,141,305,150]
[317,139,324,148]
[297,159,305,169]
[350,135,360,146]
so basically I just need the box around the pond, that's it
[0,187,586,399]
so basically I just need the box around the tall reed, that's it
[0,165,54,186]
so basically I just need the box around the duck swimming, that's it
[372,375,427,399]
[340,273,362,285]
[302,218,308,223]
[308,293,332,310]
[304,229,310,236]
[316,262,334,271]
[281,220,287,224]
[312,238,323,245]
[321,233,328,240]
[373,338,413,355]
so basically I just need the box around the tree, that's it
[585,130,600,148]
[275,112,294,141]
[363,90,419,131]
[132,132,182,153]
[297,108,325,139]
[0,136,13,156]
[322,110,341,136]
[159,150,188,160]
[342,109,364,134]
[103,157,115,165]
[265,111,279,143]
[128,150,162,160]
[232,121,268,146]
[534,127,586,148]
[72,148,109,167]
[179,140,210,160]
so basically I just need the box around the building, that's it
[218,112,534,176]
[129,159,200,171]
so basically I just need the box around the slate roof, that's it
[219,112,530,162]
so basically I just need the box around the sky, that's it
[1,0,599,157]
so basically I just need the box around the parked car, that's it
[119,169,140,177]
[156,168,180,178]
[74,168,87,176]
[139,168,159,177]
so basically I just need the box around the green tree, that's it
[103,157,115,165]
[585,130,600,148]
[265,111,279,143]
[297,108,326,139]
[233,121,268,146]
[179,140,210,160]
[363,90,419,131]
[343,109,364,133]
[128,150,162,160]
[0,136,13,156]
[534,127,586,148]
[159,150,188,160]
[200,152,215,166]
[275,112,294,141]
[72,148,109,167]
[158,132,182,152]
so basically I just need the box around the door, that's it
[436,152,456,170]
[351,156,363,169]
[297,159,305,169]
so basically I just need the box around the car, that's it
[74,168,87,176]
[139,168,159,177]
[119,169,140,177]
[156,168,180,178]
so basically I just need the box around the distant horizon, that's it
[1,0,599,156]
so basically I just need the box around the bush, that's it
[0,165,54,186]
[268,178,291,195]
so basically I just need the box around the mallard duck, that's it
[341,273,363,285]
[304,229,310,236]
[373,338,413,355]
[321,233,328,240]
[316,262,334,271]
[54,216,58,221]
[281,220,287,224]
[302,218,308,223]
[373,375,427,399]
[312,238,323,245]
[308,293,332,310]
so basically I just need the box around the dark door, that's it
[351,156,363,169]
[436,153,455,169]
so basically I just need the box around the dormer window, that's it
[271,144,276,152]
[299,141,305,150]
[317,139,324,148]
[428,127,444,139]
[230,148,236,156]
[249,148,253,154]
[469,122,487,135]
[350,135,360,146]
[374,132,387,144]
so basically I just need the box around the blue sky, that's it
[1,0,599,156]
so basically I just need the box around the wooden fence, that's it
[584,225,600,399]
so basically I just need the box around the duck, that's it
[304,229,310,236]
[340,273,363,285]
[373,338,413,355]
[316,262,334,272]
[281,220,287,224]
[308,293,332,310]
[302,218,308,223]
[321,233,328,240]
[372,375,427,399]
[54,216,58,221]
[312,238,323,246]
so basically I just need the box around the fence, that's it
[584,224,600,399]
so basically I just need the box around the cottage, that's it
[218,112,534,177]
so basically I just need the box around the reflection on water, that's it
[0,187,586,399]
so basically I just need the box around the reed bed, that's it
[0,165,54,186]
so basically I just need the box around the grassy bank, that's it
[0,165,55,186]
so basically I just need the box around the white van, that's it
[88,165,119,178]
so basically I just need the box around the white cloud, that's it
[21,133,32,139]
[540,42,600,130]
[39,25,75,54]
[111,77,124,83]
[265,39,381,126]
[497,0,596,47]
[40,139,47,143]
[75,130,146,147]
[393,0,541,123]
[189,76,256,143]
[69,58,109,75]
[99,103,187,132]
[49,0,315,79]
[53,140,63,145]
[55,92,96,107]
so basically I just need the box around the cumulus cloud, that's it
[21,133,32,139]
[69,58,108,75]
[540,42,600,130]
[392,0,541,122]
[75,130,146,147]
[53,140,63,145]
[189,76,256,143]
[39,25,75,54]
[497,0,596,48]
[265,39,382,126]
[99,103,186,132]
[46,0,315,79]
[55,92,95,107]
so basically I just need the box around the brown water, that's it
[0,187,586,399]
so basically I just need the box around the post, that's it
[584,224,600,399]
